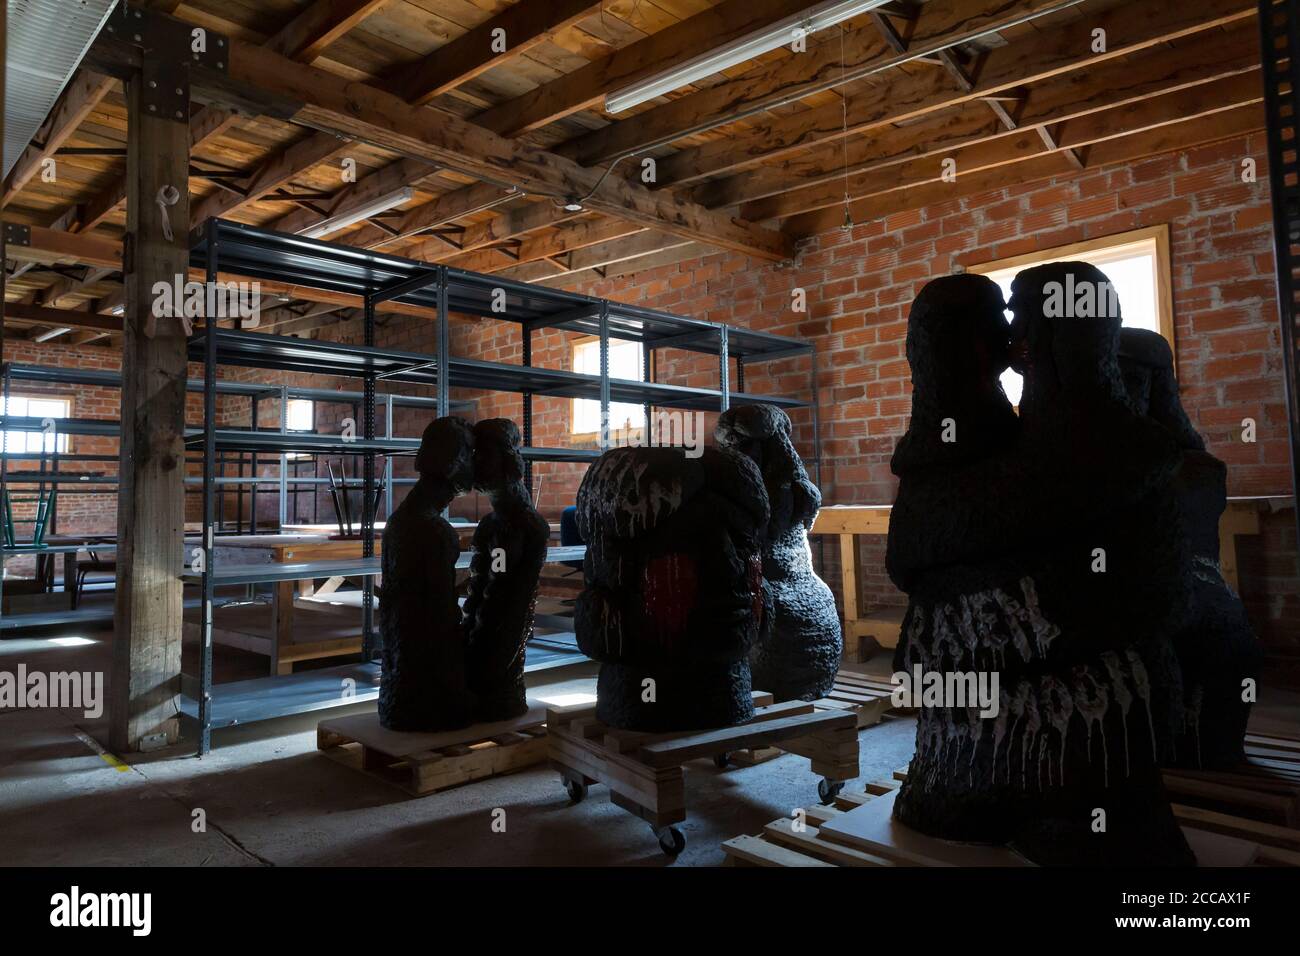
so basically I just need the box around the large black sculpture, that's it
[887,268,1194,865]
[716,404,841,701]
[378,417,477,731]
[574,446,769,731]
[1119,329,1260,768]
[463,418,549,722]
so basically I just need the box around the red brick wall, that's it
[555,130,1300,680]
[9,130,1298,680]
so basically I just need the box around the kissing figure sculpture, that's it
[887,268,1194,865]
[463,418,549,722]
[378,416,477,731]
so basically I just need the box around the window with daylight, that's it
[0,395,72,454]
[968,225,1174,406]
[571,338,647,436]
[285,398,315,432]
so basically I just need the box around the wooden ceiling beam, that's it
[499,230,693,282]
[471,0,816,137]
[536,242,712,289]
[345,181,522,250]
[2,301,124,334]
[655,0,1256,190]
[3,70,116,205]
[269,0,393,64]
[62,0,385,235]
[740,30,1260,222]
[708,25,1257,211]
[439,217,644,274]
[385,0,604,106]
[82,23,793,260]
[269,156,436,236]
[560,0,1084,168]
[784,103,1265,237]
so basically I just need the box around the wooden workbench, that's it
[809,498,1279,660]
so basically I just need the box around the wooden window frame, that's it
[966,224,1175,359]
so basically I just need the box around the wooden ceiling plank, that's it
[471,0,817,136]
[388,0,605,105]
[269,0,395,64]
[654,0,1256,189]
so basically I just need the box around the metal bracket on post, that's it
[106,5,228,124]
[2,223,30,248]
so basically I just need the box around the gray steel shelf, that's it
[189,328,806,412]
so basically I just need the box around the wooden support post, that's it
[109,72,190,753]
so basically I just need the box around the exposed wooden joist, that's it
[785,103,1265,237]
[269,0,393,63]
[1,300,123,334]
[66,0,386,235]
[473,0,816,136]
[560,0,1085,168]
[652,0,1256,190]
[741,30,1260,222]
[269,155,435,236]
[83,24,792,260]
[432,200,582,257]
[344,180,522,250]
[781,72,1262,232]
[698,23,1259,212]
[3,70,117,204]
[537,242,712,289]
[433,215,644,273]
[188,130,352,229]
[386,0,603,105]
[500,229,692,282]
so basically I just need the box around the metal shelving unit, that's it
[1259,0,1300,551]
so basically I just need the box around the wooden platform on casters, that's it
[317,703,548,796]
[547,691,860,856]
[729,669,899,767]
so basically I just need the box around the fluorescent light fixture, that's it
[297,186,416,239]
[604,0,891,114]
[48,636,95,647]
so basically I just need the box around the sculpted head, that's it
[414,416,476,493]
[471,418,526,493]
[715,403,819,532]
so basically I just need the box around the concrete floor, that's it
[0,627,918,866]
[8,625,1298,867]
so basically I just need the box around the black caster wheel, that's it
[562,776,587,804]
[818,778,845,804]
[713,752,731,769]
[655,826,686,856]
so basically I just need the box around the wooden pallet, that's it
[729,671,900,766]
[548,691,860,855]
[1160,732,1300,827]
[317,704,548,796]
[723,777,1300,867]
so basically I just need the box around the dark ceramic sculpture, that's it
[378,417,477,731]
[1119,328,1260,768]
[887,268,1194,866]
[574,446,769,731]
[463,418,549,722]
[715,404,841,701]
